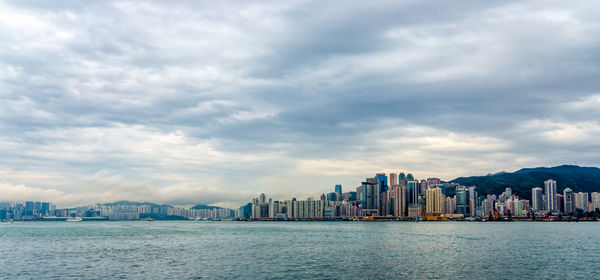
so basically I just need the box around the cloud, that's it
[1,0,600,206]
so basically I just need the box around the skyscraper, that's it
[563,188,574,214]
[398,173,406,186]
[389,173,397,187]
[375,173,388,193]
[361,178,379,216]
[574,192,589,213]
[468,186,477,217]
[259,193,267,204]
[335,184,342,194]
[544,179,558,212]
[420,179,428,196]
[426,187,443,214]
[532,187,544,211]
[392,185,407,217]
[456,186,470,217]
[591,192,600,212]
[407,180,419,206]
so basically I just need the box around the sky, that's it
[1,0,600,208]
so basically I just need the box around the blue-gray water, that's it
[1,221,599,279]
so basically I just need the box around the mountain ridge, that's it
[450,165,600,200]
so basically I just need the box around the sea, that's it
[0,221,598,279]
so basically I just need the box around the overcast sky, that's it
[1,0,599,208]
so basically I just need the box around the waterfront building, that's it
[456,186,470,217]
[407,205,423,218]
[592,192,600,212]
[532,187,544,211]
[392,185,407,217]
[361,178,379,216]
[259,193,267,204]
[425,187,443,215]
[563,188,574,214]
[556,194,564,213]
[574,192,589,213]
[445,196,456,214]
[468,186,478,217]
[544,179,558,212]
[380,192,391,216]
[407,180,419,206]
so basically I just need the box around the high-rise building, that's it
[380,192,391,216]
[375,173,388,193]
[392,185,407,217]
[361,178,379,216]
[574,192,589,213]
[25,201,35,216]
[544,180,558,212]
[532,187,544,211]
[407,180,419,206]
[591,192,600,212]
[445,196,456,214]
[259,193,267,204]
[456,186,470,217]
[563,188,574,214]
[41,202,50,216]
[426,187,443,214]
[420,179,428,195]
[389,173,397,187]
[335,184,342,194]
[326,192,337,201]
[398,173,406,185]
[468,186,477,217]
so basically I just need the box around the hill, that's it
[191,204,223,210]
[450,165,600,200]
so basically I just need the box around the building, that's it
[591,192,600,212]
[391,185,407,217]
[407,180,419,206]
[389,173,397,187]
[426,187,443,215]
[361,178,379,216]
[375,173,388,193]
[544,179,558,212]
[563,188,574,214]
[532,187,544,211]
[574,192,589,213]
[468,186,478,217]
[456,186,470,217]
[335,184,342,194]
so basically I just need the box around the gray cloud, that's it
[1,0,599,207]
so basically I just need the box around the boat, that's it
[145,218,154,221]
[66,217,82,222]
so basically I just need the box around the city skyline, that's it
[4,171,600,222]
[2,1,600,208]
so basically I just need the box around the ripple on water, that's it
[0,221,599,279]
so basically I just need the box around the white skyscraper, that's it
[544,179,558,212]
[591,192,600,212]
[575,192,589,213]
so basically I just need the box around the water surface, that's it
[0,221,598,279]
